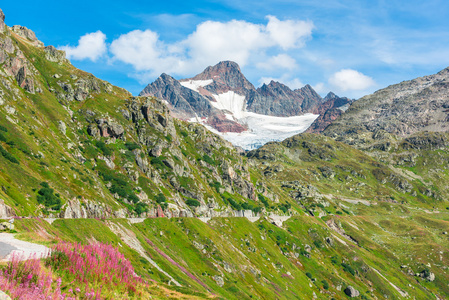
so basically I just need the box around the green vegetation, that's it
[0,145,19,164]
[95,140,113,156]
[1,20,449,299]
[185,198,200,207]
[36,182,62,210]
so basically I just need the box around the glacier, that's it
[182,80,319,150]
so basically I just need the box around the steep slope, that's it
[324,67,449,145]
[0,12,280,220]
[140,72,247,133]
[250,82,323,116]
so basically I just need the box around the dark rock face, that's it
[296,84,324,113]
[190,61,256,97]
[306,92,354,133]
[140,73,247,132]
[249,81,310,116]
[141,73,214,120]
[324,67,449,143]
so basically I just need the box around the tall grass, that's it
[0,242,145,299]
[0,253,64,299]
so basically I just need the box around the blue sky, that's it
[2,1,449,98]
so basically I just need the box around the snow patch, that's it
[184,87,319,150]
[218,113,319,150]
[192,112,319,150]
[180,79,213,93]
[210,91,246,119]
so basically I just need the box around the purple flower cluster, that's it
[0,253,64,299]
[0,242,144,299]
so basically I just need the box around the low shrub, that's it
[341,262,355,276]
[0,145,19,164]
[36,182,61,210]
[186,198,200,207]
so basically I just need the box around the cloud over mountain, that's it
[329,69,375,92]
[62,16,313,82]
[59,31,107,62]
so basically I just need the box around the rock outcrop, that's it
[11,25,44,47]
[0,9,5,34]
[306,92,353,133]
[344,286,360,297]
[0,199,15,219]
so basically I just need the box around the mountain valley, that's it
[0,8,449,299]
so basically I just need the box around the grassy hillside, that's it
[1,14,449,300]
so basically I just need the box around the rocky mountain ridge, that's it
[140,61,349,135]
[324,67,449,145]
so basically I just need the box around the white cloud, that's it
[110,30,162,71]
[182,20,268,68]
[108,16,314,77]
[59,31,107,62]
[109,29,187,79]
[256,54,298,70]
[265,16,314,50]
[329,69,375,91]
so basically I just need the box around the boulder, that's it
[44,46,67,63]
[213,275,224,287]
[58,120,66,135]
[0,199,15,218]
[344,286,360,297]
[420,270,435,282]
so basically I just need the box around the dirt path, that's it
[0,233,49,262]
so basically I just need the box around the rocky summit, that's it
[140,61,343,132]
[2,7,449,300]
[140,60,352,150]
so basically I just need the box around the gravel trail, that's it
[0,233,49,261]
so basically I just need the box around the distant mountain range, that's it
[139,61,353,141]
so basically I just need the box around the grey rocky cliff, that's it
[306,92,354,133]
[140,73,215,120]
[140,73,247,132]
[0,9,5,33]
[250,82,323,116]
[324,66,449,144]
[61,198,127,219]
